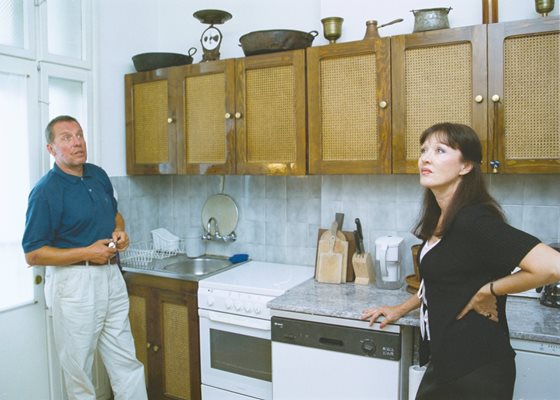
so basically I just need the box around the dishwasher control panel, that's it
[271,316,401,361]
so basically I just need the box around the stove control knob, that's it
[234,301,242,311]
[254,305,262,314]
[361,339,376,356]
[206,297,215,307]
[244,303,252,313]
[225,299,233,310]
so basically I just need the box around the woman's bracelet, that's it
[490,281,498,297]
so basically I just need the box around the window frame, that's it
[37,0,93,69]
[39,62,95,168]
[0,0,37,59]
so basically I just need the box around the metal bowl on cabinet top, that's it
[132,48,197,72]
[239,29,318,56]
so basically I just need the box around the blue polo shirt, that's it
[22,163,118,253]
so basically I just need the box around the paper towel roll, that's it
[408,365,426,400]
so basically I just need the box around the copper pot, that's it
[363,18,404,39]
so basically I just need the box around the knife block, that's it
[352,252,374,285]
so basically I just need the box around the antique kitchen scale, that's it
[193,9,232,62]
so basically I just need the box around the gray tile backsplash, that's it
[111,174,560,275]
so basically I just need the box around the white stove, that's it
[198,260,313,319]
[197,261,314,400]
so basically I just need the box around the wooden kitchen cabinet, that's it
[307,38,392,174]
[172,59,236,175]
[125,273,200,400]
[487,17,560,174]
[125,68,179,175]
[391,25,488,174]
[235,50,307,175]
[392,17,559,174]
[172,50,307,175]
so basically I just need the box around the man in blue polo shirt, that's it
[22,115,147,400]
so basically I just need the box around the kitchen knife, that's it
[355,218,365,253]
[335,213,345,231]
[353,230,363,254]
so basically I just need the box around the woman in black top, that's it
[362,123,560,400]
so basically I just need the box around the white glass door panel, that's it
[0,56,40,309]
[0,0,36,58]
[0,55,50,400]
[40,63,94,165]
[38,0,92,68]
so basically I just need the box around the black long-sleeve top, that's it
[419,204,540,382]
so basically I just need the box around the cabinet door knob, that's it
[167,117,173,124]
[474,95,484,103]
[235,112,242,119]
[225,113,232,119]
[152,345,159,352]
[146,342,151,349]
[379,100,388,109]
[491,94,500,103]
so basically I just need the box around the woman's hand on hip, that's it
[457,283,499,322]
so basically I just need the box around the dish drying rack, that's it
[120,229,185,269]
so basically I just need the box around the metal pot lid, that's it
[201,194,238,236]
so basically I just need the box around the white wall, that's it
[96,0,559,177]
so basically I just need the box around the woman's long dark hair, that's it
[413,123,505,241]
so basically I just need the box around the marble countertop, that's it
[268,279,560,345]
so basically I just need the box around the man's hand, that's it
[88,239,118,264]
[112,230,129,251]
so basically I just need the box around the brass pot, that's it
[321,16,344,44]
[535,0,555,16]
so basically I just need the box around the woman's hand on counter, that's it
[361,295,421,329]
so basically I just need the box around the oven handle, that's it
[202,310,271,331]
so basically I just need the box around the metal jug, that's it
[411,7,452,32]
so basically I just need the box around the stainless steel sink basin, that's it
[159,256,232,276]
[122,254,246,281]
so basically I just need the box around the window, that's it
[0,0,93,311]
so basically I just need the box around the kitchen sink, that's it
[159,256,232,276]
[122,254,244,281]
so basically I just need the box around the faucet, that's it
[203,217,221,241]
[202,217,236,242]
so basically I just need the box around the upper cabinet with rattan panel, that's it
[174,59,236,175]
[488,17,560,174]
[173,50,306,175]
[235,50,307,175]
[307,39,392,174]
[125,69,179,175]
[391,25,488,174]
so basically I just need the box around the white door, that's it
[0,56,51,400]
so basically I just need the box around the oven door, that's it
[199,308,272,400]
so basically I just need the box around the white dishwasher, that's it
[271,311,412,400]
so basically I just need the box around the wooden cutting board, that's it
[316,235,343,283]
[315,224,354,283]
